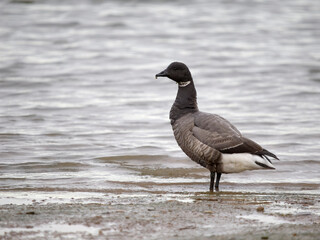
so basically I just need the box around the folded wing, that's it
[192,112,279,161]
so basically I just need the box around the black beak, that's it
[155,69,168,79]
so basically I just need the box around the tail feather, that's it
[255,160,275,169]
[260,149,279,161]
[254,155,275,169]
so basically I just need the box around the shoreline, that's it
[1,191,319,239]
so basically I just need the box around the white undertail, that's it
[221,153,275,173]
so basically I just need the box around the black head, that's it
[155,62,192,83]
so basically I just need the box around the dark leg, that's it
[215,173,221,191]
[210,171,215,192]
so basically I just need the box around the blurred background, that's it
[0,0,320,201]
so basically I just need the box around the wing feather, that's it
[192,112,279,160]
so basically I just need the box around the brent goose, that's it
[156,62,279,192]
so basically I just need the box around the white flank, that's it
[221,153,275,173]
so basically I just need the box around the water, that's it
[0,0,320,203]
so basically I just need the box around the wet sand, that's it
[1,191,319,239]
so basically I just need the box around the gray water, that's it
[0,0,320,204]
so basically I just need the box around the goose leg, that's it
[210,171,215,192]
[215,173,221,191]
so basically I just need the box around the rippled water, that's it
[0,0,320,203]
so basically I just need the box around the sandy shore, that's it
[1,191,319,239]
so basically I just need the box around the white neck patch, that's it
[178,81,191,87]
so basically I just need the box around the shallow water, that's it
[0,0,320,204]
